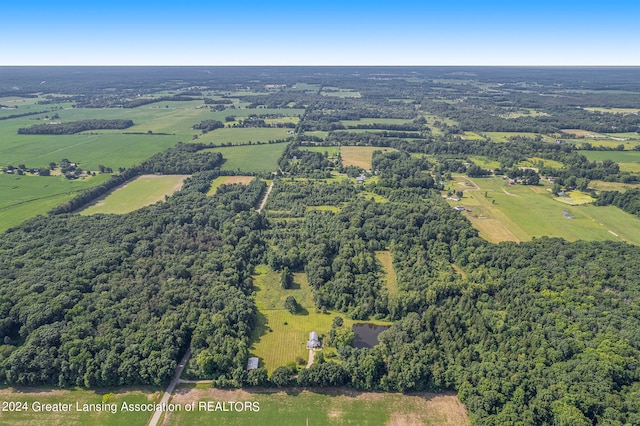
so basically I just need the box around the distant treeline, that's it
[0,110,53,121]
[18,119,134,135]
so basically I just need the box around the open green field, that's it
[0,173,111,233]
[579,150,640,163]
[250,265,391,372]
[0,387,161,426]
[164,387,468,426]
[448,176,640,244]
[579,150,640,172]
[203,143,288,173]
[340,146,396,170]
[197,127,294,145]
[375,251,397,294]
[298,146,340,156]
[80,175,188,215]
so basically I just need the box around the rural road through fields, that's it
[148,348,191,426]
[257,182,274,213]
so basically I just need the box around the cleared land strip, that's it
[148,349,191,426]
[257,181,274,213]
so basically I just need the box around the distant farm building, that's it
[307,331,321,349]
[247,357,259,371]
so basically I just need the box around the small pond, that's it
[352,323,390,348]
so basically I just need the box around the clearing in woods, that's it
[81,175,188,215]
[375,251,397,294]
[249,265,391,372]
[207,175,254,196]
[340,146,397,170]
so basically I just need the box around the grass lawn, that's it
[375,251,397,294]
[164,387,468,426]
[448,176,640,244]
[81,175,188,215]
[203,143,288,173]
[0,386,161,426]
[250,265,391,372]
[0,173,111,233]
[340,146,396,170]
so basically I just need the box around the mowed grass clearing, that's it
[207,175,255,196]
[0,173,111,233]
[81,175,188,215]
[340,146,397,169]
[375,251,397,294]
[0,386,161,426]
[448,176,640,244]
[203,143,288,173]
[165,387,468,426]
[250,265,391,372]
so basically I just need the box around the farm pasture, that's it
[447,176,640,244]
[80,175,188,215]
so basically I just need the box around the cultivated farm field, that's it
[0,387,161,426]
[447,176,640,244]
[0,173,111,233]
[80,174,189,215]
[203,143,288,173]
[164,387,469,426]
[340,146,396,170]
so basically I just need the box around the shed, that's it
[247,357,259,371]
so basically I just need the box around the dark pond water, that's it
[352,323,390,348]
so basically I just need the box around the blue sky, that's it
[1,0,638,65]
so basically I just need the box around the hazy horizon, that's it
[2,0,638,66]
